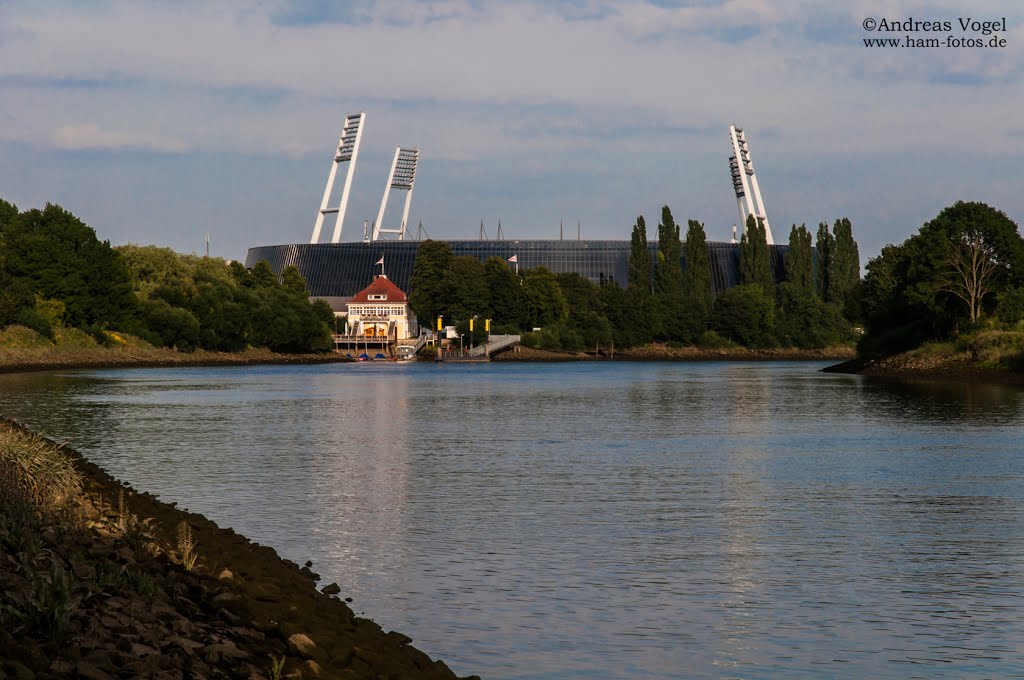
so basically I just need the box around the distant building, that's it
[345,275,417,341]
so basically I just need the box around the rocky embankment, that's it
[0,419,476,679]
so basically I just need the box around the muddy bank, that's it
[0,347,346,375]
[823,354,1024,385]
[494,344,856,362]
[0,418,476,679]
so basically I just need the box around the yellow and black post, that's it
[436,316,443,362]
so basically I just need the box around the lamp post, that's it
[459,334,465,356]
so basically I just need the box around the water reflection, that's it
[1,363,1023,679]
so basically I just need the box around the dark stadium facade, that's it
[244,240,788,305]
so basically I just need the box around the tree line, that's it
[0,200,334,353]
[408,207,862,351]
[859,201,1024,357]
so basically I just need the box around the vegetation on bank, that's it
[859,201,1024,361]
[0,323,340,373]
[0,199,335,355]
[410,208,863,352]
[0,420,473,678]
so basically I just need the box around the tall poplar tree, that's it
[831,217,861,320]
[740,215,773,294]
[815,221,835,301]
[783,223,814,292]
[628,215,651,294]
[654,206,685,340]
[681,219,713,339]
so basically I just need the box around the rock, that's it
[387,631,413,645]
[76,661,116,680]
[286,633,318,659]
[304,560,313,568]
[217,568,234,581]
[51,659,76,674]
[321,582,341,596]
[302,659,323,677]
[213,591,241,604]
[205,641,247,663]
[251,582,281,602]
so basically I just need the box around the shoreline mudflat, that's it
[494,344,856,362]
[0,418,477,679]
[0,346,346,375]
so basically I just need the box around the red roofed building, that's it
[345,275,417,341]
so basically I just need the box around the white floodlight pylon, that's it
[310,112,366,244]
[372,147,419,241]
[728,124,773,245]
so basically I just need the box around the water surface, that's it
[1,361,1023,679]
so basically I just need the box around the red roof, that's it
[349,275,408,303]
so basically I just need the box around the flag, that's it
[507,255,518,263]
[375,256,384,265]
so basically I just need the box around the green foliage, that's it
[15,307,55,341]
[681,219,713,341]
[831,217,862,320]
[116,246,332,353]
[996,287,1024,325]
[653,206,686,341]
[141,299,201,351]
[409,240,455,324]
[281,265,308,295]
[484,257,522,327]
[712,284,776,348]
[0,204,138,328]
[521,267,568,328]
[443,256,488,321]
[740,215,774,294]
[860,201,1024,356]
[784,224,815,293]
[815,221,835,301]
[775,282,849,348]
[628,215,651,293]
[696,330,737,349]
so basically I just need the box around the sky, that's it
[1,0,1022,263]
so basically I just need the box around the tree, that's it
[0,203,138,328]
[815,221,835,301]
[654,206,686,340]
[680,219,713,340]
[740,215,774,294]
[281,265,308,296]
[443,256,488,321]
[711,284,776,347]
[858,201,1024,356]
[250,260,278,288]
[483,257,522,327]
[831,217,862,321]
[783,224,815,292]
[521,267,568,328]
[628,215,651,293]
[408,239,455,325]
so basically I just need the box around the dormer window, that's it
[368,294,387,300]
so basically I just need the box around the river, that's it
[1,361,1023,679]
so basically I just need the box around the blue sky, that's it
[1,0,1021,263]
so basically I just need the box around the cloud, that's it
[52,123,188,153]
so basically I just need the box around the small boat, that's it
[358,353,370,361]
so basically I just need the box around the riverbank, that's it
[0,419,476,679]
[0,324,344,374]
[494,343,856,362]
[823,331,1024,384]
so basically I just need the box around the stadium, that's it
[244,114,786,308]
